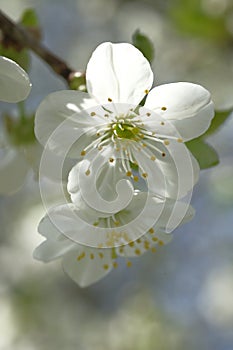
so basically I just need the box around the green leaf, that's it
[20,8,40,29]
[0,46,30,71]
[132,30,154,63]
[204,108,233,137]
[186,138,219,169]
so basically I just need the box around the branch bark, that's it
[0,10,84,85]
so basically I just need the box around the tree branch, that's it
[0,9,85,85]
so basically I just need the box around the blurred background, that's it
[0,0,233,349]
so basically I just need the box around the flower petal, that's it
[35,90,102,156]
[86,42,153,105]
[0,56,31,102]
[0,147,29,194]
[144,82,214,141]
[33,236,75,262]
[62,247,112,287]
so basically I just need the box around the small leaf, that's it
[20,8,40,28]
[204,108,233,137]
[186,138,219,169]
[132,30,154,63]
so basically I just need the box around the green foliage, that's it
[132,30,154,63]
[20,8,40,29]
[186,138,219,169]
[170,0,231,44]
[204,108,233,136]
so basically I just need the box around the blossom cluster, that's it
[0,43,214,287]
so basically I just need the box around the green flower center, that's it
[112,122,141,140]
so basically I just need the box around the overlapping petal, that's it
[144,82,214,141]
[86,42,153,105]
[0,56,31,102]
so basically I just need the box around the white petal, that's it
[86,42,153,105]
[0,56,31,102]
[33,236,76,262]
[144,82,214,140]
[62,247,112,287]
[0,147,29,194]
[35,90,102,156]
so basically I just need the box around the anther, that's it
[151,247,157,253]
[90,253,95,259]
[126,261,132,267]
[77,252,85,261]
[146,112,151,117]
[135,249,141,256]
[158,240,164,246]
[144,89,149,94]
[103,264,109,270]
[104,114,109,118]
[164,140,170,146]
[80,150,86,156]
[85,169,90,176]
[160,121,165,126]
[162,152,166,157]
[108,97,112,102]
[126,171,132,177]
[133,176,139,182]
[161,106,167,111]
[149,228,154,234]
[177,138,183,143]
[128,241,135,247]
[113,261,118,268]
[152,237,158,242]
[142,173,148,178]
[150,155,156,161]
[99,252,104,259]
[90,112,96,116]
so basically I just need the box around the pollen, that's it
[135,248,141,256]
[90,112,96,116]
[133,176,139,182]
[113,261,118,268]
[85,169,90,176]
[80,150,86,156]
[144,89,149,94]
[126,261,132,267]
[77,252,86,261]
[108,97,112,102]
[126,171,132,177]
[161,106,167,111]
[164,140,170,146]
[149,228,154,234]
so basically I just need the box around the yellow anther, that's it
[152,237,158,242]
[103,264,109,270]
[177,138,183,143]
[119,247,124,254]
[144,241,150,250]
[151,247,157,253]
[113,261,118,268]
[109,157,114,163]
[149,228,154,234]
[162,152,166,157]
[126,171,132,177]
[104,114,109,117]
[135,249,141,256]
[142,173,148,178]
[108,97,112,102]
[90,253,95,260]
[136,238,142,243]
[85,169,90,176]
[164,140,170,146]
[150,155,156,161]
[126,261,132,267]
[144,89,149,94]
[98,146,103,151]
[146,112,151,117]
[99,252,104,259]
[161,106,167,111]
[158,240,164,246]
[80,150,86,156]
[77,252,86,261]
[160,121,165,126]
[133,176,139,182]
[90,112,96,116]
[128,241,135,247]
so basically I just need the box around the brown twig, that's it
[0,9,84,85]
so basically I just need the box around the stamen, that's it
[108,97,112,102]
[144,89,149,94]
[90,112,96,116]
[103,264,109,270]
[161,106,167,111]
[85,169,90,176]
[149,228,154,234]
[164,140,170,146]
[126,260,132,267]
